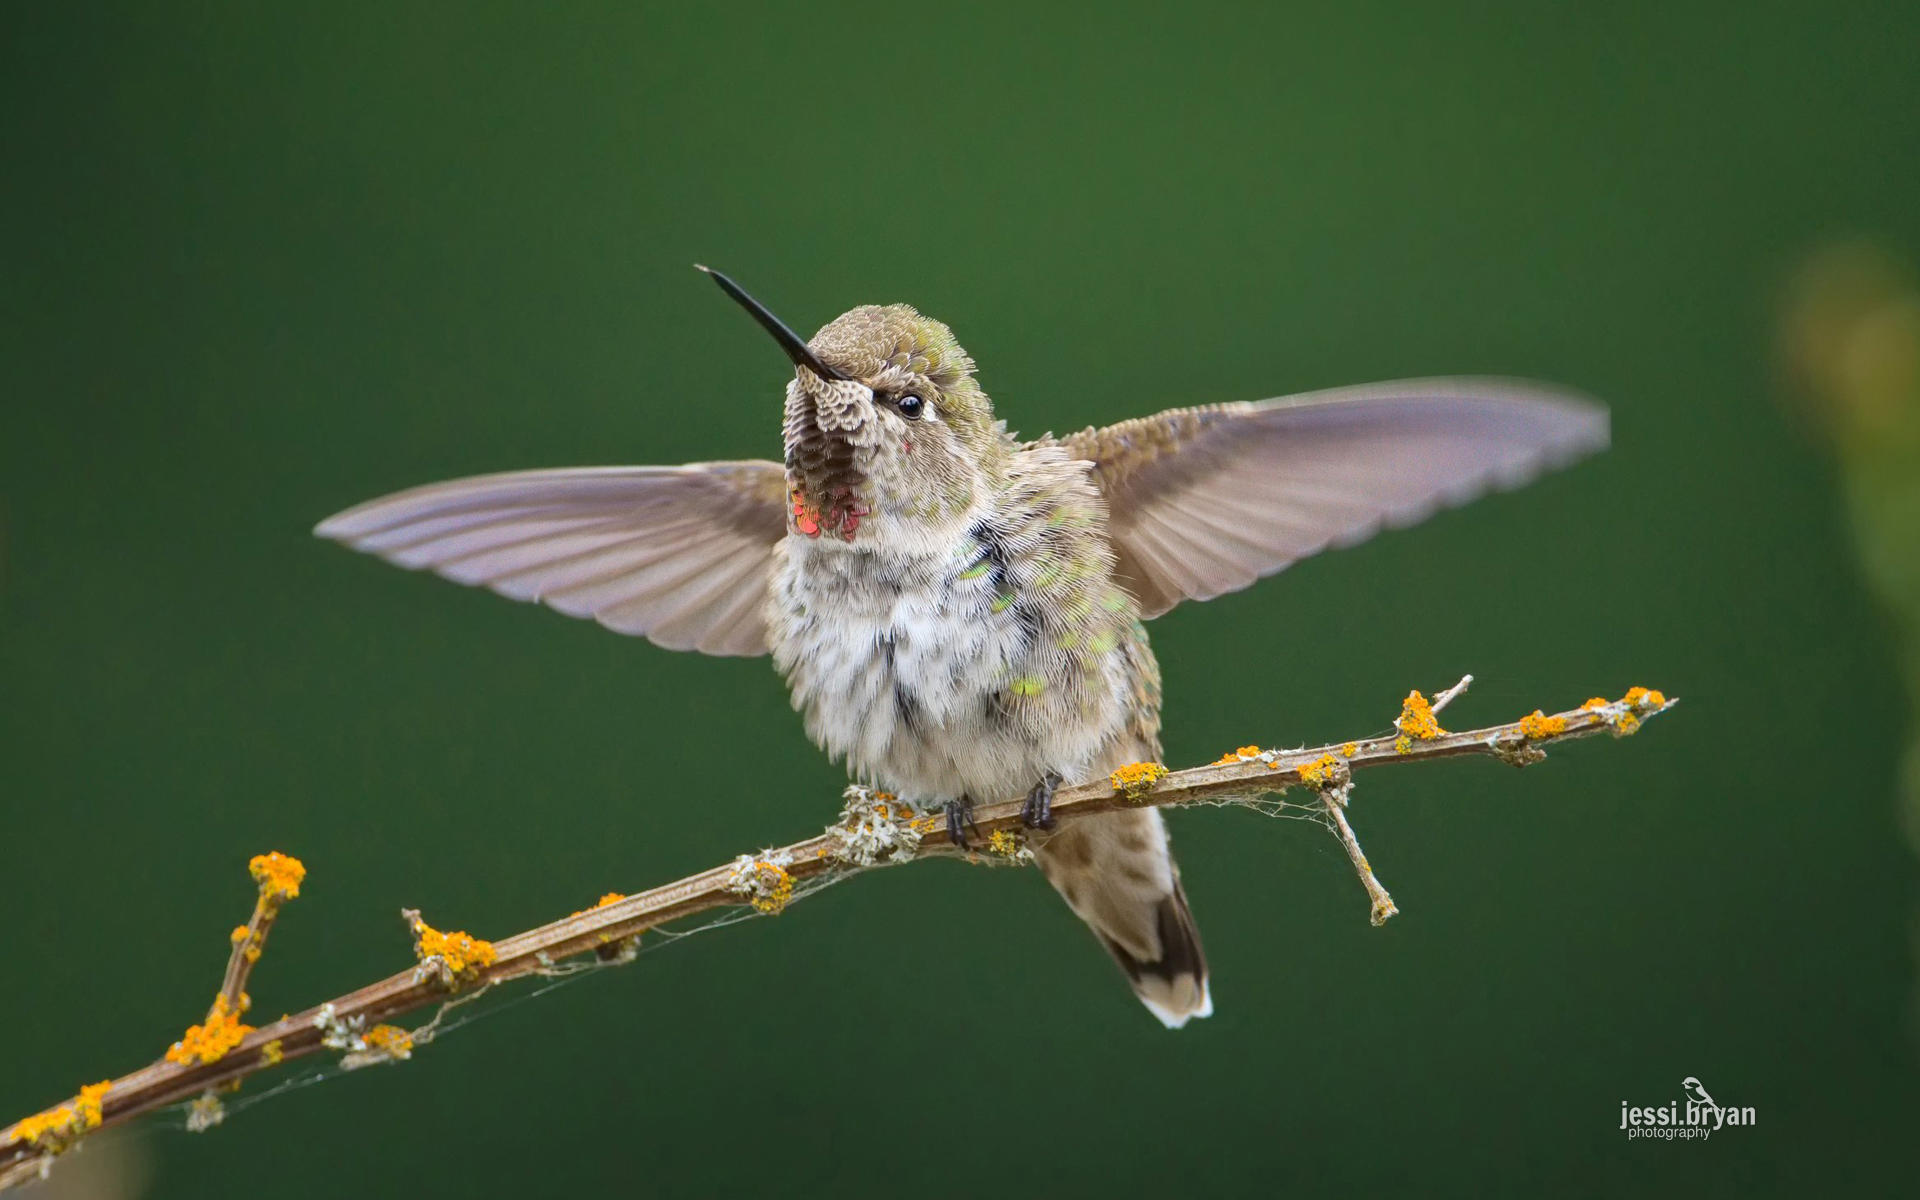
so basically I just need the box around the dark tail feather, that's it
[1034,807,1213,1029]
[1095,881,1212,1029]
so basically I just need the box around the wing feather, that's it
[315,461,788,656]
[1066,378,1607,617]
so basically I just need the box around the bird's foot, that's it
[945,797,980,849]
[1022,772,1063,830]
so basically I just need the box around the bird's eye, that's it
[894,393,926,420]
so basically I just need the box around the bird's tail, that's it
[1034,806,1212,1029]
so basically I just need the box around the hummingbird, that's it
[316,267,1607,1028]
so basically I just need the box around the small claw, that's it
[1022,772,1062,830]
[945,798,979,849]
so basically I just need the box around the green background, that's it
[5,3,1916,1196]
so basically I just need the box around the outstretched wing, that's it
[315,461,789,656]
[1064,378,1608,618]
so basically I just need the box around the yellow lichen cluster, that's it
[165,994,255,1066]
[1584,685,1671,736]
[6,1081,110,1151]
[361,1024,414,1061]
[248,851,305,903]
[569,891,631,918]
[411,916,497,982]
[1519,710,1569,739]
[1110,761,1169,802]
[1297,753,1343,787]
[1212,745,1263,765]
[986,829,1022,857]
[1340,742,1359,758]
[260,1039,284,1066]
[1394,691,1446,753]
[227,922,266,964]
[742,861,795,914]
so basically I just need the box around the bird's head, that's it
[700,267,1007,543]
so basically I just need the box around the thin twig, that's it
[0,683,1674,1189]
[1430,673,1474,715]
[1320,775,1396,925]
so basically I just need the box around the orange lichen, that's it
[1213,745,1264,765]
[410,916,497,981]
[7,1081,111,1151]
[1519,710,1569,739]
[166,994,255,1066]
[248,851,306,903]
[986,829,1022,857]
[1110,761,1169,802]
[1582,697,1609,711]
[1340,742,1359,758]
[229,925,250,944]
[571,891,631,918]
[260,1039,284,1066]
[1298,753,1343,786]
[1395,691,1446,746]
[71,1082,109,1131]
[1581,685,1669,736]
[361,1024,415,1061]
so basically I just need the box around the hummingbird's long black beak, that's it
[696,265,850,382]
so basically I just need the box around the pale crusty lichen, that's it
[827,786,925,866]
[311,1002,363,1051]
[185,1092,226,1133]
[725,851,797,914]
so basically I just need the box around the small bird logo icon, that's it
[1681,1077,1717,1109]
